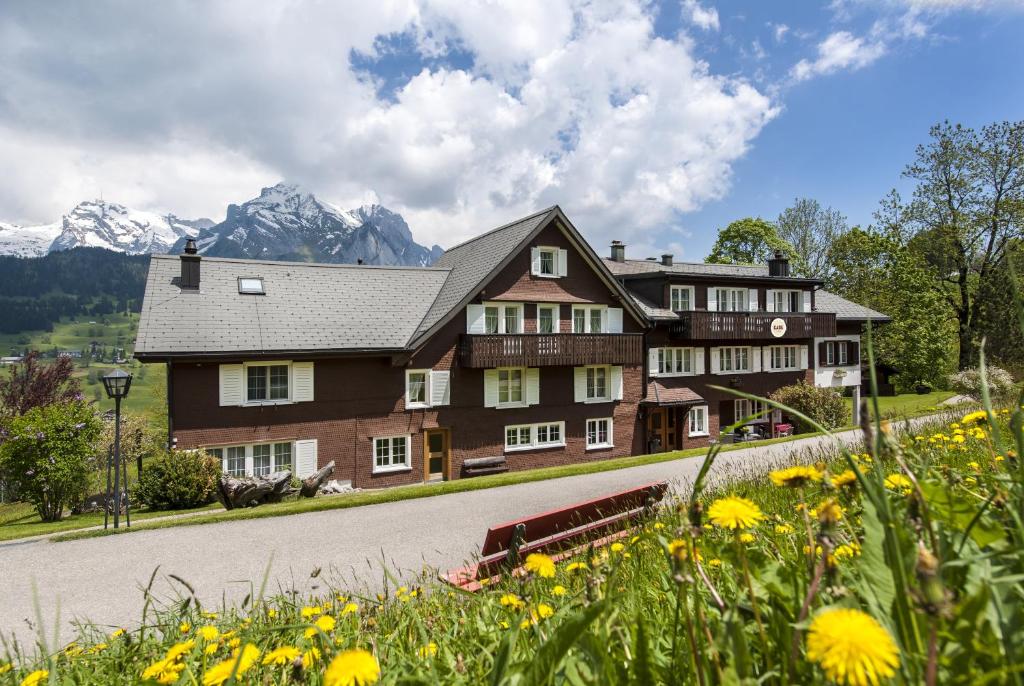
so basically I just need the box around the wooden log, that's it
[217,471,293,510]
[300,461,335,498]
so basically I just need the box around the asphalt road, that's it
[0,418,936,649]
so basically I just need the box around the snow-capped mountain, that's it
[0,221,61,257]
[49,200,213,254]
[176,183,444,267]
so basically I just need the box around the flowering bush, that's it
[770,381,849,430]
[948,365,1018,403]
[0,401,101,522]
[133,449,221,511]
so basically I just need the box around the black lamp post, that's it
[102,368,133,529]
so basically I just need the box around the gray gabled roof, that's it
[411,207,556,342]
[135,256,450,357]
[815,290,890,322]
[604,258,771,277]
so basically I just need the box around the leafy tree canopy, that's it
[706,217,798,265]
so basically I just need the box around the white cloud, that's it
[771,23,790,43]
[0,1,776,250]
[681,0,721,31]
[790,30,887,82]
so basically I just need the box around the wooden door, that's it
[424,429,449,481]
[646,408,678,453]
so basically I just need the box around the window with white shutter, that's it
[575,365,617,403]
[294,439,318,478]
[219,364,243,406]
[430,370,451,406]
[406,369,429,409]
[292,362,314,402]
[531,246,565,278]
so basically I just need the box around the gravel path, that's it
[0,415,944,649]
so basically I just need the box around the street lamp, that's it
[102,368,133,529]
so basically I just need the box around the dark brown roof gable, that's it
[409,206,649,348]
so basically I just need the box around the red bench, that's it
[442,481,669,591]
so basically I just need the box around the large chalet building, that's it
[134,206,887,489]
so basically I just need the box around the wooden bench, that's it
[461,455,509,477]
[442,481,669,591]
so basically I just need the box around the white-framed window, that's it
[245,362,290,403]
[715,288,749,312]
[769,345,799,371]
[658,347,693,376]
[483,302,524,334]
[206,441,295,477]
[406,369,429,408]
[586,417,614,450]
[537,304,559,334]
[572,305,607,333]
[238,277,265,295]
[719,347,751,373]
[826,341,850,366]
[735,399,767,423]
[772,290,802,313]
[498,367,525,407]
[688,405,709,437]
[504,421,565,452]
[586,365,609,401]
[373,436,410,473]
[532,246,567,278]
[670,285,694,312]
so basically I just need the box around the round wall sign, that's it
[770,317,787,338]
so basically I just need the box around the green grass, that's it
[0,501,220,542]
[870,389,956,417]
[0,311,139,358]
[51,407,964,543]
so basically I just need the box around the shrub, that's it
[0,401,101,522]
[948,365,1017,404]
[769,381,848,431]
[133,449,220,511]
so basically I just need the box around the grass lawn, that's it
[0,500,220,542]
[867,390,957,418]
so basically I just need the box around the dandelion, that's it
[653,522,665,530]
[178,622,191,634]
[87,643,109,654]
[707,558,722,567]
[833,543,861,561]
[0,663,11,676]
[306,614,336,638]
[165,640,195,662]
[267,608,278,619]
[739,532,756,544]
[262,646,301,666]
[806,608,900,685]
[198,625,219,641]
[610,542,625,553]
[667,539,688,560]
[564,561,589,573]
[300,606,322,619]
[775,524,794,534]
[832,470,858,489]
[302,647,321,669]
[552,585,567,596]
[961,410,988,426]
[708,496,764,530]
[418,642,438,659]
[341,602,359,615]
[770,465,822,488]
[110,628,126,639]
[884,474,912,494]
[524,553,556,578]
[20,671,49,686]
[202,644,260,686]
[817,499,843,525]
[324,648,380,686]
[141,657,185,684]
[499,593,525,611]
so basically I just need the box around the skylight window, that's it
[238,277,265,294]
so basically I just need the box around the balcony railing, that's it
[671,311,836,341]
[459,333,644,368]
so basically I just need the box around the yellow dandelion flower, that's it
[884,474,912,493]
[817,499,843,525]
[324,648,380,686]
[564,561,589,573]
[610,542,626,553]
[87,643,109,654]
[667,539,688,560]
[300,606,322,619]
[707,558,722,567]
[202,644,260,686]
[64,642,83,657]
[552,585,567,596]
[499,593,525,611]
[770,465,823,488]
[165,640,195,662]
[20,671,48,686]
[341,602,359,616]
[178,622,191,634]
[537,603,554,618]
[110,628,126,639]
[198,625,219,642]
[806,608,899,685]
[204,643,218,656]
[200,611,218,620]
[141,658,184,685]
[653,522,665,530]
[302,647,321,669]
[775,524,794,534]
[262,646,300,666]
[708,495,764,529]
[0,663,11,676]
[832,470,858,489]
[226,637,241,650]
[267,608,277,618]
[417,642,438,659]
[524,553,556,578]
[739,532,756,544]
[961,410,988,426]
[833,543,861,561]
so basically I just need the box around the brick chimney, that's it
[180,238,201,289]
[610,240,626,262]
[661,254,673,267]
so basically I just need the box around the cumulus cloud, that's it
[790,30,887,81]
[0,0,777,253]
[681,0,721,31]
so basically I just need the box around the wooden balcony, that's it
[671,311,836,341]
[459,333,644,368]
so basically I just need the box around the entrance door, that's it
[646,409,678,453]
[424,429,449,481]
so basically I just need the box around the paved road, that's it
[0,416,942,648]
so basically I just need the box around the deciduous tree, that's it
[706,217,797,265]
[776,198,848,279]
[0,352,81,420]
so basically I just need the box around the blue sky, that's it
[1,1,1022,259]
